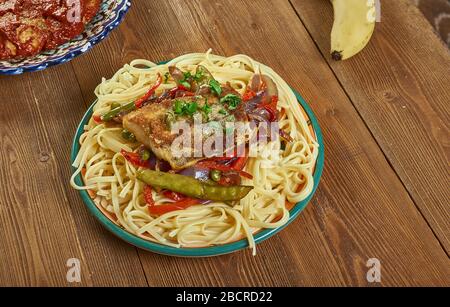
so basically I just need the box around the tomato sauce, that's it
[0,0,100,60]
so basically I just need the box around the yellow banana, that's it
[330,0,377,60]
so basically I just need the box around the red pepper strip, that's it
[197,161,253,179]
[162,190,185,201]
[263,105,277,122]
[168,85,194,98]
[120,149,150,168]
[243,89,256,101]
[134,74,163,108]
[218,176,233,186]
[232,156,248,171]
[218,172,241,186]
[145,185,198,215]
[143,185,154,206]
[93,114,102,123]
[257,95,278,122]
[148,198,200,216]
[180,92,195,97]
[145,186,198,215]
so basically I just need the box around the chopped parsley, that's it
[183,71,192,80]
[173,100,183,114]
[180,80,191,89]
[173,100,198,116]
[202,102,212,115]
[173,72,192,89]
[220,94,241,110]
[186,101,198,115]
[184,70,204,82]
[209,79,222,96]
[179,70,205,89]
[193,68,204,81]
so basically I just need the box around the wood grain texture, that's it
[0,66,92,286]
[0,65,148,286]
[69,0,450,286]
[290,0,450,253]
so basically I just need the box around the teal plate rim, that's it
[70,66,325,257]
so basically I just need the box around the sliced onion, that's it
[248,108,271,123]
[249,74,278,104]
[244,90,265,112]
[169,66,185,83]
[157,159,171,172]
[261,75,278,98]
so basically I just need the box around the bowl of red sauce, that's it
[0,0,131,75]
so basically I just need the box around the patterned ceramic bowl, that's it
[0,0,131,75]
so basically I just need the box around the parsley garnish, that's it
[220,94,241,110]
[178,71,194,89]
[219,109,228,115]
[173,100,184,114]
[173,100,198,116]
[194,69,204,82]
[180,80,191,89]
[183,72,192,80]
[164,72,170,84]
[209,79,222,96]
[186,102,198,115]
[202,103,212,115]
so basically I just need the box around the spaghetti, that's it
[70,51,319,255]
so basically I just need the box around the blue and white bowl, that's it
[0,0,131,75]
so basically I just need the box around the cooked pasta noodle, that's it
[70,51,319,255]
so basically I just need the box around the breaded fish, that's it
[123,91,246,170]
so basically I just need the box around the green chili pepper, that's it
[111,102,122,110]
[137,170,252,201]
[101,101,136,121]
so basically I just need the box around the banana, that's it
[330,0,376,60]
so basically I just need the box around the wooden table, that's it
[0,0,448,287]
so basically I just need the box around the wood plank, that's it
[0,65,148,286]
[38,71,149,287]
[290,0,450,253]
[70,0,450,286]
[0,67,91,286]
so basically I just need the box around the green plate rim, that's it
[70,64,325,257]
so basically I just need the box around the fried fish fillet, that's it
[123,92,246,170]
